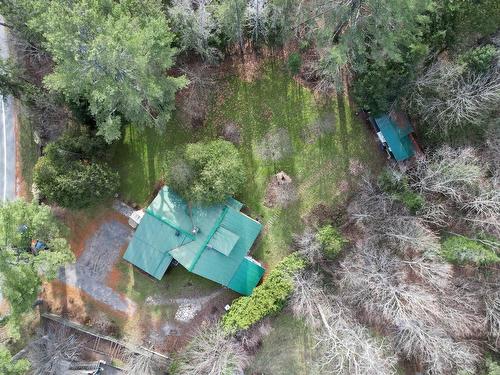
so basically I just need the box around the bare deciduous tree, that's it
[176,322,249,375]
[28,325,85,375]
[485,290,500,349]
[291,271,328,328]
[339,246,483,375]
[291,271,397,375]
[124,351,165,375]
[314,308,397,375]
[417,200,451,228]
[178,64,217,128]
[292,228,323,265]
[349,179,440,257]
[246,0,268,45]
[410,147,484,203]
[394,322,481,375]
[461,188,500,236]
[169,0,219,62]
[382,216,440,257]
[407,61,500,133]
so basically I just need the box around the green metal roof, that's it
[209,227,240,256]
[123,214,190,279]
[374,115,415,161]
[123,187,264,295]
[228,257,266,295]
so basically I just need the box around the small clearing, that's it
[59,220,136,314]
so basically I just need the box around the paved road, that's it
[0,16,16,202]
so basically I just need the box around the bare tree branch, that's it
[176,321,249,375]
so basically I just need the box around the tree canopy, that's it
[0,200,73,337]
[25,0,187,142]
[167,139,246,205]
[0,346,30,375]
[34,132,119,209]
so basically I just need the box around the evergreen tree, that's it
[26,0,187,142]
[0,200,73,338]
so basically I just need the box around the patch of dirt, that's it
[233,52,266,82]
[220,121,242,145]
[176,62,220,131]
[57,209,129,259]
[42,280,127,336]
[58,220,136,314]
[264,172,298,208]
[257,128,293,161]
[168,290,237,352]
[106,245,128,291]
[303,201,349,229]
[140,289,237,353]
[13,99,28,199]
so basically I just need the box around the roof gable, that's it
[208,226,240,256]
[123,214,190,279]
[147,187,194,236]
[228,257,266,295]
[190,207,262,287]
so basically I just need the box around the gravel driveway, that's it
[59,220,136,314]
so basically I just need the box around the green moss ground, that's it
[114,261,222,304]
[109,60,383,367]
[113,61,382,267]
[249,314,314,375]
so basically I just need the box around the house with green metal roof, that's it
[369,114,416,161]
[123,186,265,295]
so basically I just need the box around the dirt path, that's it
[145,289,225,323]
[59,220,136,314]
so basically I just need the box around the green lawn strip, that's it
[111,113,195,205]
[249,313,314,375]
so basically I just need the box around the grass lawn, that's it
[249,313,314,375]
[112,60,382,267]
[114,261,223,304]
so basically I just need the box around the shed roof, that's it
[374,115,415,161]
[123,187,264,295]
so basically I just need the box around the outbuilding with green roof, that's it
[123,187,265,295]
[369,114,416,161]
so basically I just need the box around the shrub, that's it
[316,225,347,259]
[0,346,30,375]
[399,191,425,213]
[287,52,302,75]
[378,169,424,213]
[484,357,500,375]
[166,140,245,205]
[33,132,119,209]
[222,254,305,333]
[460,45,497,73]
[441,236,499,266]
